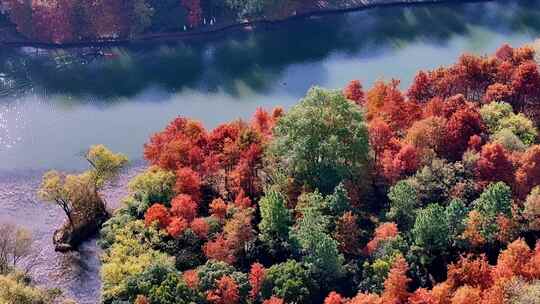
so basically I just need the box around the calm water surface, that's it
[1,1,540,302]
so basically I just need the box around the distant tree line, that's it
[86,43,540,304]
[1,0,278,44]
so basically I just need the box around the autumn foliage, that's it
[4,0,205,43]
[344,80,365,105]
[145,109,279,202]
[102,43,540,304]
[207,276,240,304]
[144,203,170,229]
[365,222,399,254]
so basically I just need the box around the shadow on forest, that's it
[1,0,540,102]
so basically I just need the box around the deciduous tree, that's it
[387,181,419,230]
[412,204,450,254]
[381,255,411,304]
[324,291,347,304]
[207,275,240,304]
[524,187,540,231]
[334,211,361,255]
[269,87,369,193]
[258,188,292,252]
[171,194,198,222]
[166,216,188,238]
[475,143,514,187]
[249,263,266,300]
[145,204,171,229]
[365,222,399,255]
[343,80,365,105]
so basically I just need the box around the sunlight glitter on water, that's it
[0,101,25,151]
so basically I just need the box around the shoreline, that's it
[0,162,145,303]
[0,0,487,49]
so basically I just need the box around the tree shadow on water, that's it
[1,0,540,103]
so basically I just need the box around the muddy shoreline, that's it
[0,0,484,48]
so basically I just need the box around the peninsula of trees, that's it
[93,43,540,304]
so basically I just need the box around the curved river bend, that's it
[1,1,540,302]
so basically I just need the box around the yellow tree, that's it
[38,145,128,227]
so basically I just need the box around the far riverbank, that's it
[0,0,478,48]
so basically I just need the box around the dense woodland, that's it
[80,43,540,304]
[1,0,350,44]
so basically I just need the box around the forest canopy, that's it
[94,43,540,304]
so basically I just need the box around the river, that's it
[1,0,540,303]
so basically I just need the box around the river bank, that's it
[0,0,470,48]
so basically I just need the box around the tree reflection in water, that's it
[1,0,540,101]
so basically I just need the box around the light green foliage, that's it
[292,192,329,242]
[304,232,344,284]
[128,166,176,206]
[492,129,527,151]
[98,209,136,250]
[196,260,250,298]
[37,170,66,204]
[445,199,468,243]
[38,170,101,226]
[498,112,538,145]
[0,273,58,304]
[123,195,152,218]
[85,144,129,188]
[101,220,174,302]
[387,180,419,230]
[472,182,513,243]
[261,260,315,304]
[371,235,408,261]
[148,272,201,304]
[412,204,450,253]
[269,87,369,194]
[38,145,128,226]
[480,102,537,145]
[294,184,352,218]
[480,101,514,132]
[258,188,292,252]
[290,192,344,284]
[474,182,512,218]
[359,235,407,293]
[358,258,392,293]
[295,191,328,217]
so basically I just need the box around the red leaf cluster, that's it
[144,203,171,229]
[166,216,189,238]
[207,275,240,304]
[145,109,280,202]
[365,222,399,255]
[343,80,365,105]
[249,263,266,300]
[171,194,198,222]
